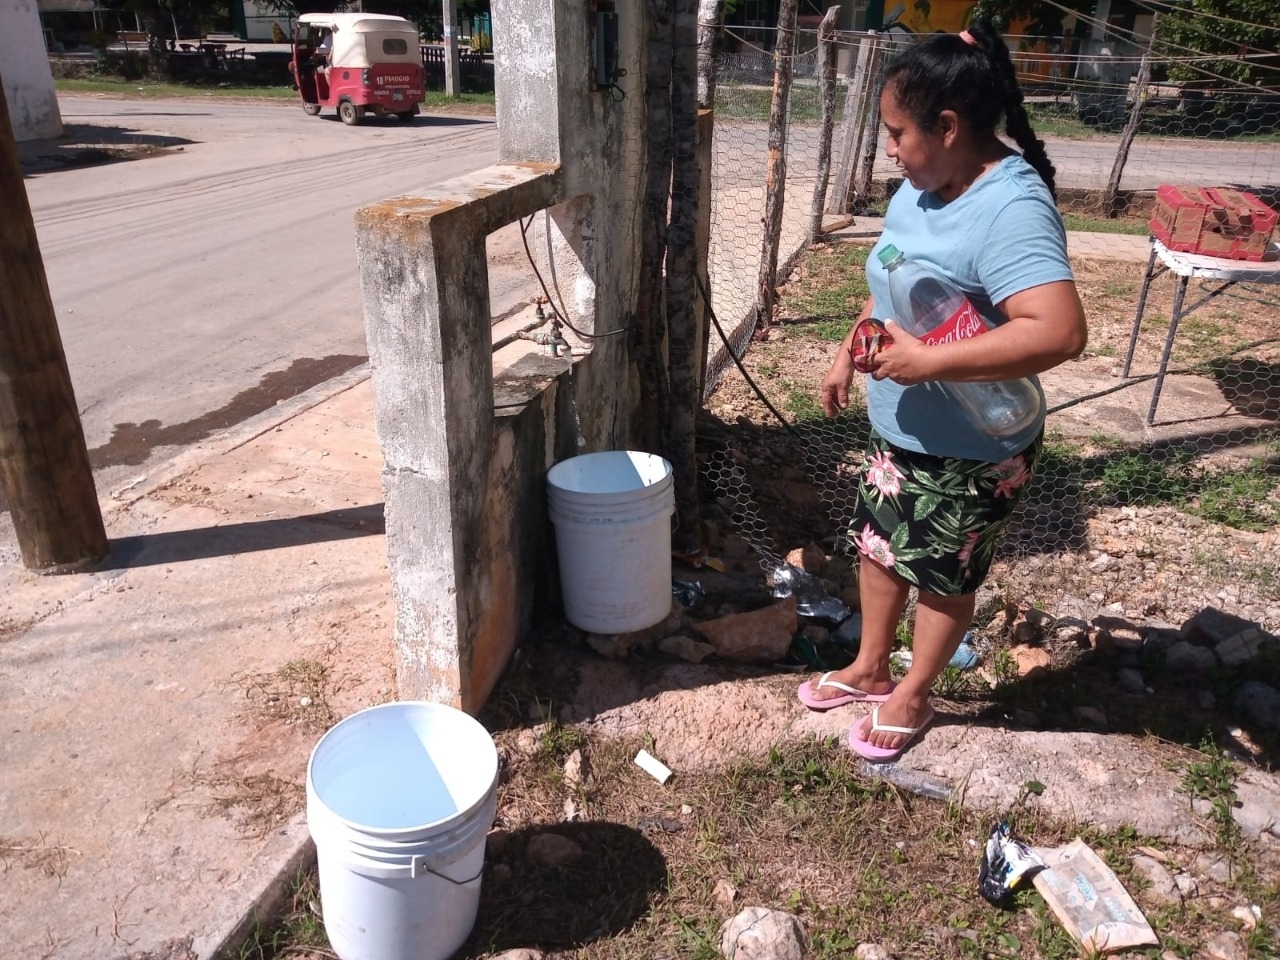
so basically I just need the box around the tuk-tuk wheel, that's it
[302,102,322,116]
[395,110,415,122]
[338,101,364,126]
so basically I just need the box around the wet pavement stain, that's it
[87,354,368,470]
[0,355,366,516]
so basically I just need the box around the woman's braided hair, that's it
[882,18,1057,200]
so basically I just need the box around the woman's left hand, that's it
[866,320,936,386]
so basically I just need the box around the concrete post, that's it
[442,0,461,98]
[355,167,563,708]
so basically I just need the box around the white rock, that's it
[526,832,584,869]
[1174,873,1199,900]
[719,906,805,960]
[1131,854,1180,906]
[712,877,738,909]
[854,945,892,960]
[563,749,587,788]
[1204,930,1247,960]
[491,951,547,960]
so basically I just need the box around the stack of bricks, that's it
[1149,185,1278,262]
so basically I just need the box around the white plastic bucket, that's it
[546,450,674,634]
[306,701,499,960]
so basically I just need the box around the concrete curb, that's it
[101,363,372,518]
[201,823,317,960]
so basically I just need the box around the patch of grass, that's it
[1180,736,1243,854]
[1090,449,1197,507]
[236,870,329,960]
[796,316,853,342]
[784,389,825,422]
[1188,458,1280,532]
[199,772,305,839]
[56,78,296,98]
[779,241,872,321]
[536,717,588,761]
[422,91,496,111]
[715,83,846,124]
[1061,212,1151,235]
[240,658,337,731]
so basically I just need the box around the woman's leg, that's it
[806,556,907,701]
[855,589,975,750]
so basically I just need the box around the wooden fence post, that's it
[0,74,107,572]
[1103,14,1158,217]
[753,0,798,333]
[826,30,872,215]
[853,34,886,201]
[808,6,840,241]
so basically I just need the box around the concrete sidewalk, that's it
[0,224,1160,959]
[0,367,393,960]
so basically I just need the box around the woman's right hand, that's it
[821,347,855,417]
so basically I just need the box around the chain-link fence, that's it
[699,24,1280,642]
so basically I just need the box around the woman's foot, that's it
[852,690,934,753]
[798,664,895,708]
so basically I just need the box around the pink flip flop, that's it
[849,704,935,762]
[797,672,896,711]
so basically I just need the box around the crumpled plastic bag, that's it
[978,821,1047,904]
[768,564,850,623]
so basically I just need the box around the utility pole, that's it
[0,73,108,572]
[442,0,461,98]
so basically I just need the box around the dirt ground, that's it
[254,243,1280,960]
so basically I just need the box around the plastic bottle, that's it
[877,244,1042,439]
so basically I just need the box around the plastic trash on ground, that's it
[671,579,706,611]
[978,821,1047,904]
[890,632,980,672]
[1031,838,1159,953]
[768,564,850,622]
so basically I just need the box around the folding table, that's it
[1121,237,1280,425]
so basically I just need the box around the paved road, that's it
[15,95,509,515]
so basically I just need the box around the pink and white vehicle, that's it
[292,13,424,125]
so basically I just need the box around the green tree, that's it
[1156,0,1280,89]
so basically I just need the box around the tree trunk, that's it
[636,0,675,452]
[696,0,726,110]
[809,6,841,241]
[853,35,886,201]
[826,31,872,215]
[0,75,108,572]
[666,0,702,555]
[1103,14,1158,217]
[753,0,798,335]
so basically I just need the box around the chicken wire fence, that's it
[699,26,1280,630]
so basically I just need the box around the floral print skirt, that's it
[848,430,1043,596]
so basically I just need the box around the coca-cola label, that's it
[919,298,986,346]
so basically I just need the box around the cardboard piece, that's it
[1149,184,1278,262]
[1031,839,1159,954]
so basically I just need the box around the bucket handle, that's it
[410,855,484,885]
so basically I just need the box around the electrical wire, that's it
[1036,0,1279,91]
[1131,0,1280,61]
[695,269,799,437]
[518,214,627,340]
[1136,0,1280,36]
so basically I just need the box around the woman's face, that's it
[880,84,955,194]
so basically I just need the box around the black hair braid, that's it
[966,19,1058,200]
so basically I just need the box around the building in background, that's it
[1,0,62,141]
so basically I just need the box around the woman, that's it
[797,20,1088,761]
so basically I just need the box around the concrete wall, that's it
[357,1,653,710]
[0,0,62,141]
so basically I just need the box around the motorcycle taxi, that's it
[292,12,425,125]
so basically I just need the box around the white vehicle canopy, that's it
[297,12,421,68]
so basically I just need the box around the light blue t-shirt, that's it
[864,154,1074,463]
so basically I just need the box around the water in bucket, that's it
[307,702,499,960]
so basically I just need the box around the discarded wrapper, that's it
[1031,838,1159,953]
[635,749,673,784]
[769,564,849,623]
[978,821,1047,904]
[671,579,706,611]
